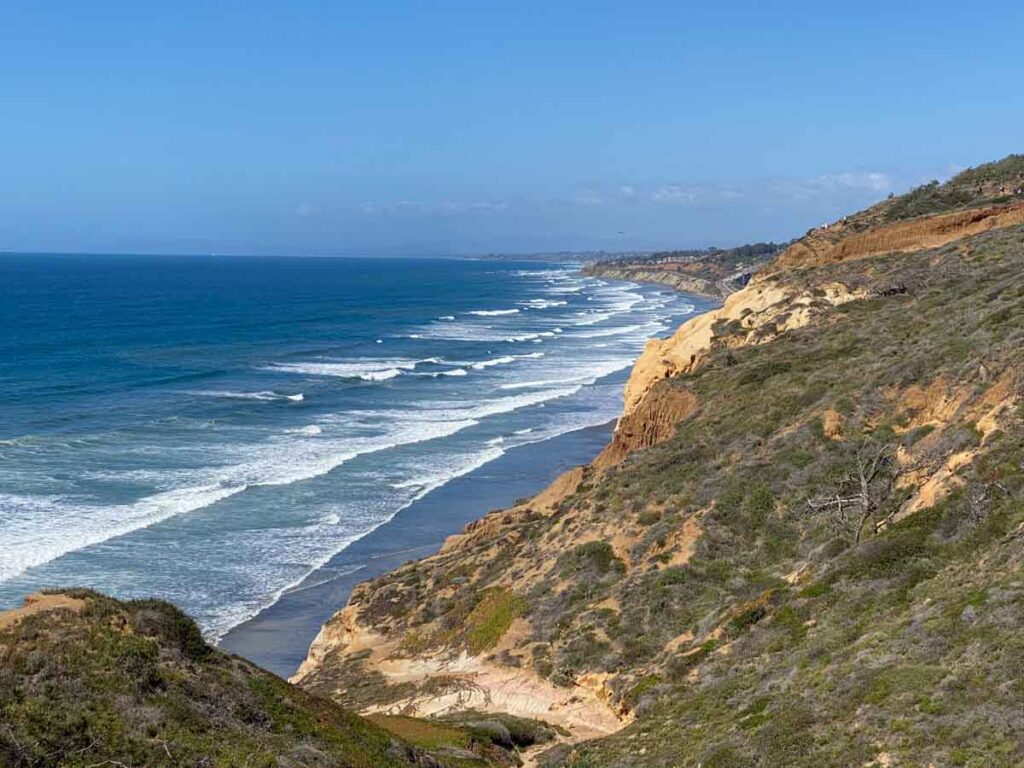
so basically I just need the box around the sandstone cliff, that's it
[293,157,1024,768]
[579,264,735,300]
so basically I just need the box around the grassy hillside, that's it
[296,157,1024,767]
[0,590,536,767]
[543,223,1024,768]
[5,156,1023,768]
[879,154,1024,224]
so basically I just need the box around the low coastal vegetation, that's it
[0,590,529,767]
[882,154,1024,223]
[295,156,1024,767]
[466,589,529,655]
[4,156,1024,767]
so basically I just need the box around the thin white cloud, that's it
[769,172,896,200]
[569,169,918,208]
[357,199,509,216]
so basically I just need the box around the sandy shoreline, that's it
[219,418,615,677]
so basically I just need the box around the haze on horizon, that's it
[2,1,1022,257]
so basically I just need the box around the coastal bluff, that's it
[291,154,1024,767]
[5,155,1024,768]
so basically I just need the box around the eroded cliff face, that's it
[774,201,1024,271]
[593,386,697,468]
[293,183,1024,766]
[291,464,640,744]
[621,279,866,416]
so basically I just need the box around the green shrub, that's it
[560,541,625,576]
[465,588,528,654]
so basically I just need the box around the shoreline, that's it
[219,278,715,679]
[219,418,616,677]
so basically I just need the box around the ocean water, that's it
[0,254,706,638]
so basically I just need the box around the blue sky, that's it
[1,2,1021,255]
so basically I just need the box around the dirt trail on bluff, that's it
[0,593,86,631]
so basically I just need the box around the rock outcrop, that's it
[594,386,698,467]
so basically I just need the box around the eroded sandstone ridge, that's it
[620,280,865,416]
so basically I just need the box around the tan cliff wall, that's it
[592,202,1024,423]
[774,201,1024,271]
[594,386,697,468]
[581,265,732,300]
[620,279,865,416]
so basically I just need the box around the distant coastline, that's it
[581,262,732,300]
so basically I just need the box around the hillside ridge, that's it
[292,154,1024,767]
[0,590,556,767]
[6,154,1024,768]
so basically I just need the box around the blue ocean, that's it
[0,254,703,638]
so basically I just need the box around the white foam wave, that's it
[468,308,520,316]
[415,367,468,378]
[574,322,663,339]
[471,355,515,369]
[444,352,545,371]
[288,425,323,436]
[520,298,567,308]
[189,390,303,402]
[497,359,632,391]
[499,378,572,390]
[505,331,556,343]
[574,312,613,326]
[211,444,507,639]
[0,485,242,583]
[458,386,582,419]
[267,359,436,381]
[0,414,480,584]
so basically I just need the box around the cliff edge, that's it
[295,156,1024,767]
